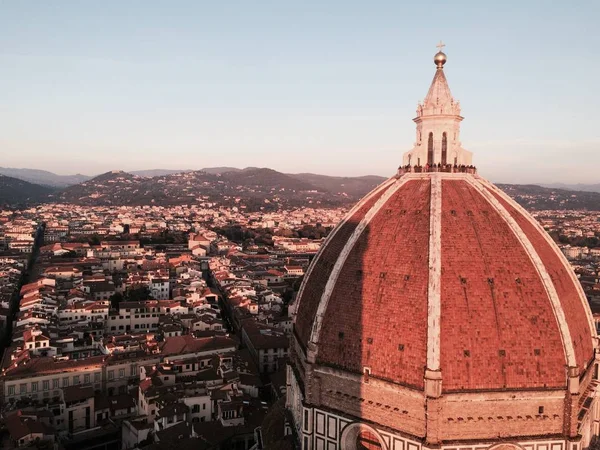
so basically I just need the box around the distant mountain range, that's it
[0,166,244,187]
[4,166,600,194]
[496,183,600,211]
[50,168,382,210]
[3,166,600,212]
[0,167,91,187]
[0,174,54,206]
[541,183,600,193]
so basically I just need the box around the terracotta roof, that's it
[242,321,288,350]
[2,354,105,378]
[63,385,94,404]
[294,175,596,392]
[158,335,236,357]
[5,411,54,441]
[156,402,189,418]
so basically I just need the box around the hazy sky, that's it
[1,1,598,184]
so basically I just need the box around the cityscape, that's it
[1,2,600,450]
[2,51,600,449]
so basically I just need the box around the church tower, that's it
[403,43,472,167]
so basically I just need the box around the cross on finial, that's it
[436,41,445,52]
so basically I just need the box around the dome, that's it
[287,46,600,448]
[294,174,595,391]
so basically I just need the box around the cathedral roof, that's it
[293,173,595,392]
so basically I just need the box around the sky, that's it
[1,1,599,184]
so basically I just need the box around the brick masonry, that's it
[289,173,599,446]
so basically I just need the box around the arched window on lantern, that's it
[427,132,434,165]
[442,132,448,165]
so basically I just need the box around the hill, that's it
[15,166,600,212]
[221,168,316,191]
[290,173,386,197]
[131,169,189,177]
[542,183,600,194]
[0,167,91,187]
[0,174,54,206]
[52,171,146,205]
[497,184,600,211]
[201,167,243,175]
[53,168,361,210]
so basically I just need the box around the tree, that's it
[125,285,152,302]
[109,292,123,310]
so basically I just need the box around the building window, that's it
[427,132,434,165]
[84,374,90,384]
[63,377,69,387]
[43,380,49,391]
[20,384,27,394]
[8,385,15,396]
[95,373,101,382]
[31,382,38,392]
[441,132,448,165]
[53,379,59,388]
[108,370,114,380]
[119,369,125,378]
[73,376,80,385]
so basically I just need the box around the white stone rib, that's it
[292,177,397,325]
[466,177,576,368]
[426,173,442,371]
[479,177,597,342]
[308,176,411,352]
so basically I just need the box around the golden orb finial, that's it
[434,41,446,68]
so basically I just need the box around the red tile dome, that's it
[293,173,596,392]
